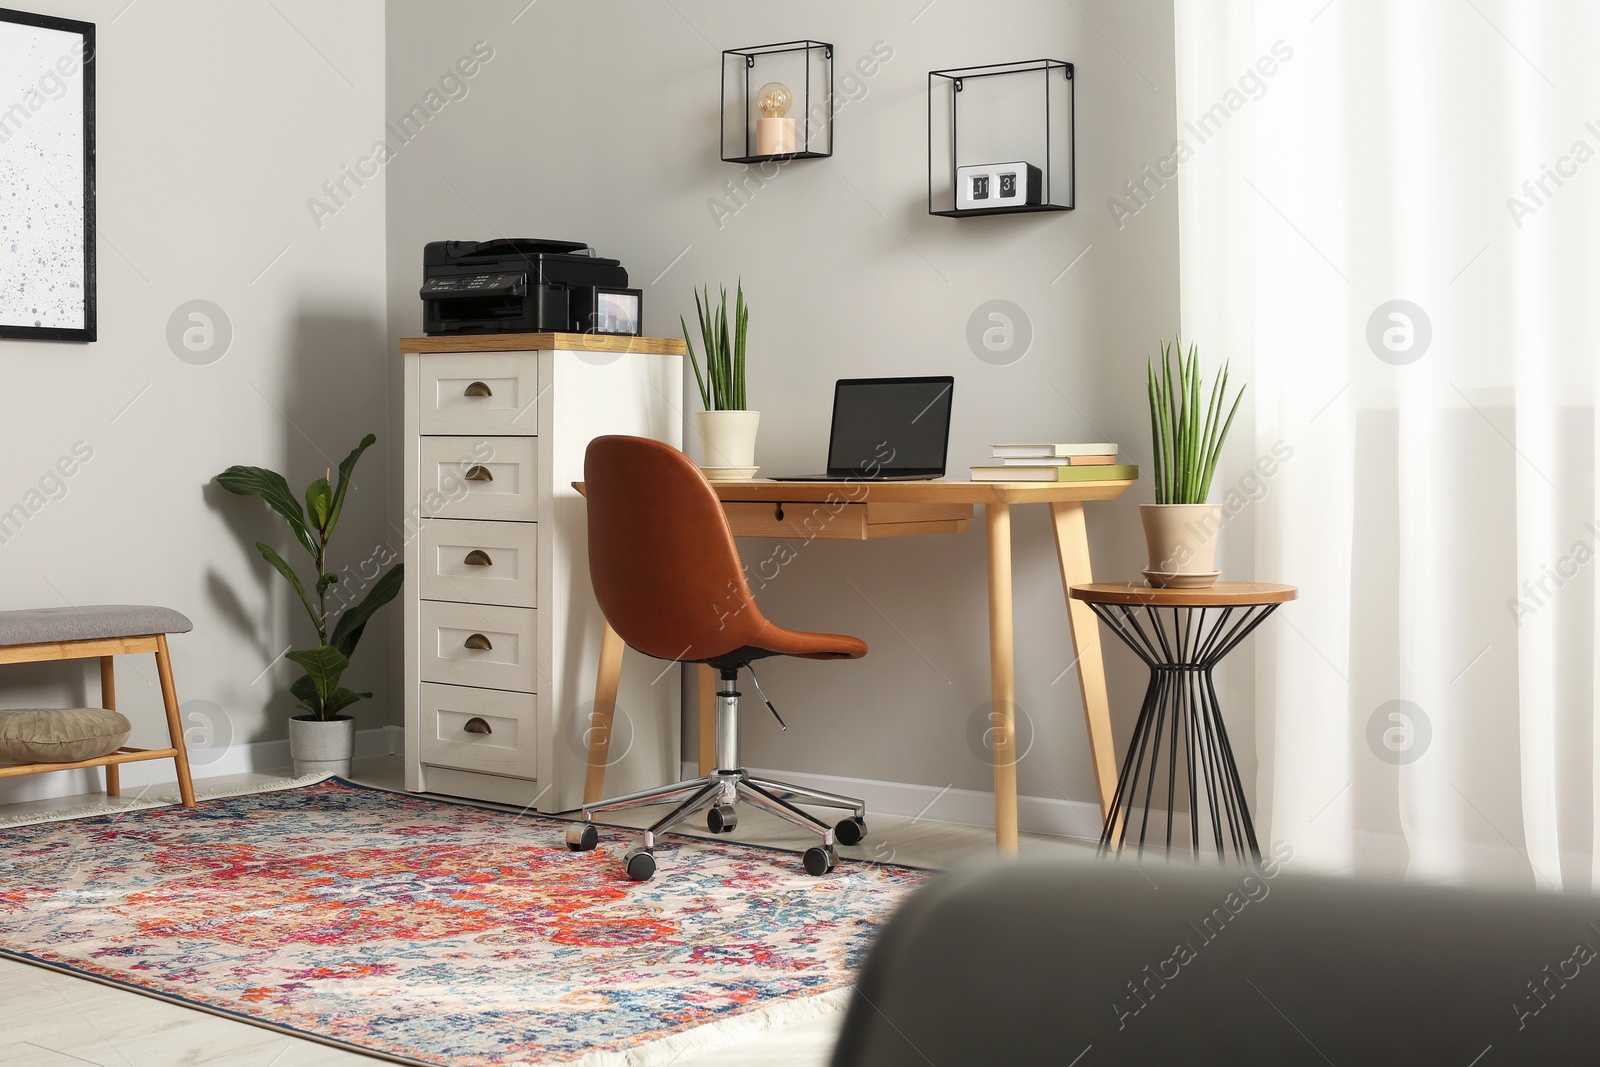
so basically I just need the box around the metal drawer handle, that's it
[464,381,493,397]
[463,549,493,567]
[464,465,493,482]
[463,716,492,735]
[464,633,494,650]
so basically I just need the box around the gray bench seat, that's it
[0,606,193,647]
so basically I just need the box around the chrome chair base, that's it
[578,768,865,849]
[569,670,867,879]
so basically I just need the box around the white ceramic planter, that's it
[288,715,355,777]
[1140,504,1224,586]
[692,409,761,469]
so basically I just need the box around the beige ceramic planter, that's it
[692,410,761,469]
[1140,504,1224,587]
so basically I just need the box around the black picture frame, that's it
[0,6,95,343]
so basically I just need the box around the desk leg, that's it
[697,665,716,775]
[985,502,1019,857]
[583,620,626,805]
[1050,501,1119,826]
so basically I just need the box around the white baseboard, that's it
[684,761,1106,842]
[0,726,404,806]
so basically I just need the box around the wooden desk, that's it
[580,476,1134,854]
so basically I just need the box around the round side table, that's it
[1068,581,1297,864]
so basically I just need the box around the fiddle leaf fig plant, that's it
[217,433,403,721]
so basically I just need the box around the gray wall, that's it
[0,0,391,800]
[383,0,1179,811]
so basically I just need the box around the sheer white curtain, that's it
[1175,0,1600,886]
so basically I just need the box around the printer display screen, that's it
[591,291,639,335]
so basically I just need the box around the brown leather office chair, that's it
[565,435,869,881]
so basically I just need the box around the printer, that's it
[420,238,642,337]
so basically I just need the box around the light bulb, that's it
[757,81,792,119]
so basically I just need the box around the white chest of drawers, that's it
[399,334,684,813]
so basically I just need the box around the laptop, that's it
[769,376,955,482]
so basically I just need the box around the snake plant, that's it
[1147,339,1245,505]
[681,282,748,411]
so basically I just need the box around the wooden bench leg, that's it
[100,656,120,797]
[155,634,196,807]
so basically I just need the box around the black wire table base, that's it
[1086,601,1281,864]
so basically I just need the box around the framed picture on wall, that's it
[0,7,95,342]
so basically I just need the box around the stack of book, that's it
[970,443,1138,482]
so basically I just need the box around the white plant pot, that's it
[1140,504,1224,586]
[692,409,761,469]
[288,715,355,777]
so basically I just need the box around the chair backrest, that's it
[584,435,766,664]
[830,858,1600,1065]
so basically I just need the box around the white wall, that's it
[384,0,1181,815]
[0,0,391,801]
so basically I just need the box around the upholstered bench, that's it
[0,606,196,806]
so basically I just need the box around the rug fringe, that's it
[194,771,335,800]
[0,771,336,828]
[542,987,850,1067]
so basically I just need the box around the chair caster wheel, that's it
[834,815,867,846]
[565,823,598,852]
[803,845,838,876]
[707,804,738,834]
[623,846,656,882]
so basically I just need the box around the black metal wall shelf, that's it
[722,40,834,165]
[928,59,1075,217]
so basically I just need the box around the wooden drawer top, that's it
[400,333,686,355]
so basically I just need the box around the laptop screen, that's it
[826,377,955,477]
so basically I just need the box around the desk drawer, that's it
[419,437,538,521]
[725,501,868,540]
[420,601,538,693]
[418,682,537,778]
[421,353,538,436]
[723,501,975,540]
[420,519,537,608]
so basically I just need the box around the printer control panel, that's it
[421,272,525,297]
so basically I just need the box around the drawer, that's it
[418,682,537,778]
[722,501,975,540]
[420,353,538,436]
[419,519,538,608]
[419,437,538,521]
[724,501,868,540]
[420,601,538,693]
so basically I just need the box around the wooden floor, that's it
[0,756,1091,1067]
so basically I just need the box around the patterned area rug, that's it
[0,777,928,1066]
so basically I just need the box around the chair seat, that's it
[0,605,194,647]
[696,622,866,672]
[746,621,867,661]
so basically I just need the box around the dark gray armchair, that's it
[831,854,1600,1065]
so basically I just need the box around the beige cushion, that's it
[0,708,131,763]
